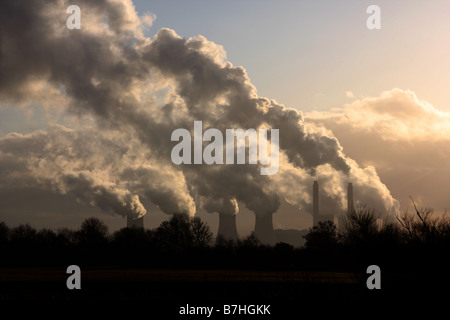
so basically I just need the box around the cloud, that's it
[0,0,399,226]
[140,12,156,32]
[309,89,450,141]
[306,88,450,213]
[0,125,195,218]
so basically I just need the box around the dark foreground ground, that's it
[0,267,444,317]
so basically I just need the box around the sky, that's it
[134,0,450,111]
[0,0,449,237]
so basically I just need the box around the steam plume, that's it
[0,0,399,236]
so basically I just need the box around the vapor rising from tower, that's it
[0,0,399,241]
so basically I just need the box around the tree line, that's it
[1,204,450,274]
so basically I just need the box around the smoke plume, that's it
[0,0,399,225]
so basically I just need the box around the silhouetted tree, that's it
[191,216,213,248]
[303,220,339,251]
[56,227,77,246]
[393,199,450,276]
[155,213,214,252]
[274,242,294,252]
[237,232,261,249]
[112,227,152,248]
[0,221,9,245]
[374,223,403,248]
[397,198,450,246]
[111,227,155,265]
[155,213,194,252]
[77,217,109,246]
[341,206,377,247]
[36,228,57,246]
[10,224,37,245]
[234,233,266,267]
[215,234,236,248]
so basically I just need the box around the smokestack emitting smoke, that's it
[0,0,399,242]
[347,182,354,213]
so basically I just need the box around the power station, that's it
[126,181,357,245]
[312,180,355,227]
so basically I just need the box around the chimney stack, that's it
[313,180,319,226]
[217,213,238,241]
[347,182,354,213]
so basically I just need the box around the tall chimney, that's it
[127,214,144,229]
[313,180,319,227]
[254,213,275,245]
[217,213,238,241]
[347,182,354,213]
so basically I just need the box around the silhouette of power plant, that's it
[312,181,354,227]
[125,181,356,246]
[215,181,356,245]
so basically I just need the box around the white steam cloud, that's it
[306,89,450,213]
[0,0,399,223]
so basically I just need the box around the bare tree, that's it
[36,228,57,246]
[237,232,261,248]
[155,213,194,252]
[57,227,77,246]
[155,213,214,252]
[10,224,37,244]
[341,206,377,246]
[396,196,446,244]
[191,217,213,248]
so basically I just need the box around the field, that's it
[0,266,427,317]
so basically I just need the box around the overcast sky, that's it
[0,0,449,236]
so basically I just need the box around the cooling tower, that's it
[127,215,144,229]
[217,213,238,240]
[254,213,275,245]
[313,180,319,227]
